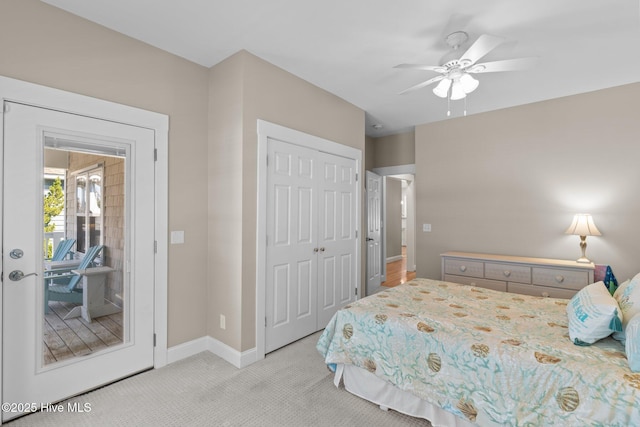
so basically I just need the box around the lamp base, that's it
[576,235,592,264]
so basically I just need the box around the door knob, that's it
[366,238,374,241]
[8,270,38,281]
[319,247,325,252]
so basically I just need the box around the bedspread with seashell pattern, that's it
[316,278,640,426]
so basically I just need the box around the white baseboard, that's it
[386,255,402,263]
[207,336,257,368]
[166,336,209,364]
[167,335,258,369]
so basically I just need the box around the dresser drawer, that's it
[443,259,484,278]
[508,282,577,299]
[444,274,507,292]
[485,262,531,284]
[532,267,590,291]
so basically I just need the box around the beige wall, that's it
[0,0,210,346]
[415,83,640,283]
[208,51,365,351]
[365,135,376,171]
[207,53,245,350]
[370,130,415,169]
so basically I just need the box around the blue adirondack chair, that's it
[44,245,104,312]
[47,238,76,261]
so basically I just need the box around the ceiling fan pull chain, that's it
[447,95,451,117]
[464,96,467,116]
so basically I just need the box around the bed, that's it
[316,278,640,426]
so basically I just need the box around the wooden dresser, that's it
[440,251,595,299]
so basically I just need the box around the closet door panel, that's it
[265,140,318,353]
[317,152,357,327]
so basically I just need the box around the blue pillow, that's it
[567,281,623,346]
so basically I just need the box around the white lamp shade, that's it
[565,214,602,236]
[459,73,479,94]
[450,80,466,100]
[432,78,451,98]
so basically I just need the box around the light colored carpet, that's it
[8,332,430,426]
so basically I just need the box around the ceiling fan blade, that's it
[468,57,538,73]
[459,34,506,66]
[394,64,445,72]
[398,75,444,95]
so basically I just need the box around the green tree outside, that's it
[43,177,65,257]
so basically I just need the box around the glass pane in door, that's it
[43,141,127,367]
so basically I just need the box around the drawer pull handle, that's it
[555,275,564,283]
[459,266,467,272]
[542,292,550,298]
[503,270,511,277]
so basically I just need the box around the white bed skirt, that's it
[335,364,476,427]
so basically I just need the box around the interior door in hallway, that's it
[365,171,382,295]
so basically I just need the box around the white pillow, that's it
[614,278,632,300]
[626,313,640,372]
[613,274,640,342]
[567,281,623,345]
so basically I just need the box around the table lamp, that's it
[565,213,601,263]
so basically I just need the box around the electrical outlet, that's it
[423,224,432,232]
[220,314,226,330]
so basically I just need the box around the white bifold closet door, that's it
[265,138,357,353]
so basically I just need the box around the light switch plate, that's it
[170,230,185,244]
[423,224,431,232]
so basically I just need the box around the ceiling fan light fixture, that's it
[450,80,467,100]
[432,78,451,98]
[459,73,479,94]
[445,31,469,49]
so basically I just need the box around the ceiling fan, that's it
[395,31,537,100]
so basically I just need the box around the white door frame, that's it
[0,76,169,412]
[256,120,361,362]
[372,165,416,279]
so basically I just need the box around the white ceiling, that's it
[42,0,640,136]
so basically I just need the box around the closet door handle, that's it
[320,247,325,252]
[313,248,319,253]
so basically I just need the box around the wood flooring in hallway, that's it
[381,246,416,288]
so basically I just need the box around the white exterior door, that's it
[2,102,155,421]
[366,171,382,295]
[265,139,357,353]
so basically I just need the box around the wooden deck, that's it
[44,301,123,365]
